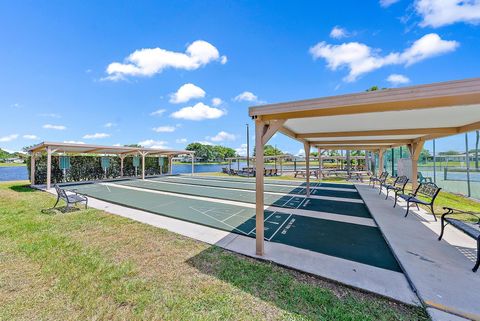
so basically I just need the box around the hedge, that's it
[26,155,170,184]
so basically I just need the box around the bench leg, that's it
[473,237,479,272]
[438,216,447,240]
[430,204,437,221]
[404,201,410,217]
[385,188,389,200]
[393,194,398,208]
[378,185,383,195]
[53,195,60,208]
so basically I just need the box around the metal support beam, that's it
[255,119,266,256]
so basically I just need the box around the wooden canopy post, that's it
[254,118,285,256]
[280,156,283,176]
[408,140,425,190]
[140,152,148,180]
[304,142,311,197]
[378,149,385,176]
[30,152,36,186]
[120,155,125,177]
[46,146,52,189]
[168,155,173,174]
[318,148,322,179]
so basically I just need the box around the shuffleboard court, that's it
[185,174,358,190]
[153,176,362,199]
[116,179,307,209]
[65,182,400,272]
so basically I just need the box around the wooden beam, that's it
[255,119,266,256]
[296,127,457,138]
[83,147,107,153]
[408,141,425,190]
[309,139,413,145]
[458,120,480,134]
[304,142,311,197]
[378,149,385,176]
[261,120,286,145]
[314,145,394,150]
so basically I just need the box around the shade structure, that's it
[248,77,480,256]
[28,142,194,188]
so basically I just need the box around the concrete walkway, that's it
[357,184,479,321]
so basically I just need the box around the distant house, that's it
[4,157,24,163]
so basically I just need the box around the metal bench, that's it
[395,182,441,221]
[381,175,409,200]
[369,171,388,188]
[438,207,480,272]
[54,184,88,209]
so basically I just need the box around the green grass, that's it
[0,181,428,320]
[0,162,26,167]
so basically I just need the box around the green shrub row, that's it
[26,155,170,184]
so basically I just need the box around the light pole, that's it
[246,123,250,170]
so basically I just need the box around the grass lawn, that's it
[0,181,428,320]
[0,163,26,167]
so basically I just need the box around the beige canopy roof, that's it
[249,77,480,150]
[28,141,193,156]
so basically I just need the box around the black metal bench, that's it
[381,175,409,200]
[395,182,441,221]
[369,171,388,188]
[54,184,88,209]
[438,207,480,272]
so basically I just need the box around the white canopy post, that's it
[46,146,52,189]
[304,142,311,197]
[255,119,266,256]
[168,155,173,174]
[30,152,36,186]
[141,152,147,180]
[378,149,385,176]
[191,153,195,176]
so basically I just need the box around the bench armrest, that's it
[442,207,480,223]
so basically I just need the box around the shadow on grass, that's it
[41,206,81,215]
[8,184,36,193]
[186,246,428,321]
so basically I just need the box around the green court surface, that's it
[152,176,362,199]
[186,174,358,190]
[66,181,400,272]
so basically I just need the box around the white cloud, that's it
[387,74,410,85]
[416,0,480,28]
[211,97,223,106]
[104,122,116,128]
[104,40,226,80]
[296,149,305,157]
[209,131,236,142]
[139,139,169,149]
[235,144,247,156]
[0,134,19,142]
[169,83,206,104]
[220,55,228,64]
[310,33,459,82]
[23,134,38,140]
[43,124,66,130]
[150,109,166,116]
[39,113,61,118]
[63,140,85,144]
[197,141,214,146]
[82,133,110,139]
[153,126,176,133]
[234,91,258,102]
[380,0,400,7]
[171,102,225,121]
[330,26,349,39]
[176,138,188,144]
[11,103,21,108]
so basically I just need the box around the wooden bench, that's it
[54,184,88,209]
[395,182,441,221]
[380,175,409,200]
[294,170,318,179]
[438,207,480,272]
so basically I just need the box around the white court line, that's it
[221,209,246,222]
[247,211,276,236]
[144,179,362,204]
[100,182,376,227]
[189,206,250,236]
[267,213,293,241]
[161,175,355,192]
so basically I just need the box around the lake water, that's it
[0,163,251,182]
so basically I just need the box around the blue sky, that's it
[1,0,480,155]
